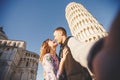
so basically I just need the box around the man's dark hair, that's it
[54,27,67,36]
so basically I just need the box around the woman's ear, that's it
[60,31,64,36]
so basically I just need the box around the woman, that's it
[40,38,59,80]
[40,38,68,80]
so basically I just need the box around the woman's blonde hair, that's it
[39,39,51,62]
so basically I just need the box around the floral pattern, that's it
[42,53,59,80]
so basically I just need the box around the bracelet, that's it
[57,70,61,78]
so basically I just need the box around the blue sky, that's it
[0,0,119,80]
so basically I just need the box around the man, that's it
[53,27,92,80]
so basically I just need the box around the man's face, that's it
[53,30,62,44]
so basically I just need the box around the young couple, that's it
[40,27,92,80]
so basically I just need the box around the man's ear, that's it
[59,31,63,36]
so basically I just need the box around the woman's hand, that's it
[61,47,68,61]
[57,46,69,79]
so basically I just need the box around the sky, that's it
[0,0,120,80]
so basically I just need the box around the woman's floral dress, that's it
[42,53,59,80]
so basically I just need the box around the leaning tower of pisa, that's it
[65,2,108,76]
[65,2,108,43]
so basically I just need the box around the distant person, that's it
[87,37,105,74]
[53,27,92,80]
[40,38,59,80]
[87,37,105,80]
[88,10,120,80]
[39,38,68,80]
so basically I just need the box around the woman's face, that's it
[48,39,58,48]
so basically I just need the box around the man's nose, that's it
[53,39,58,44]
